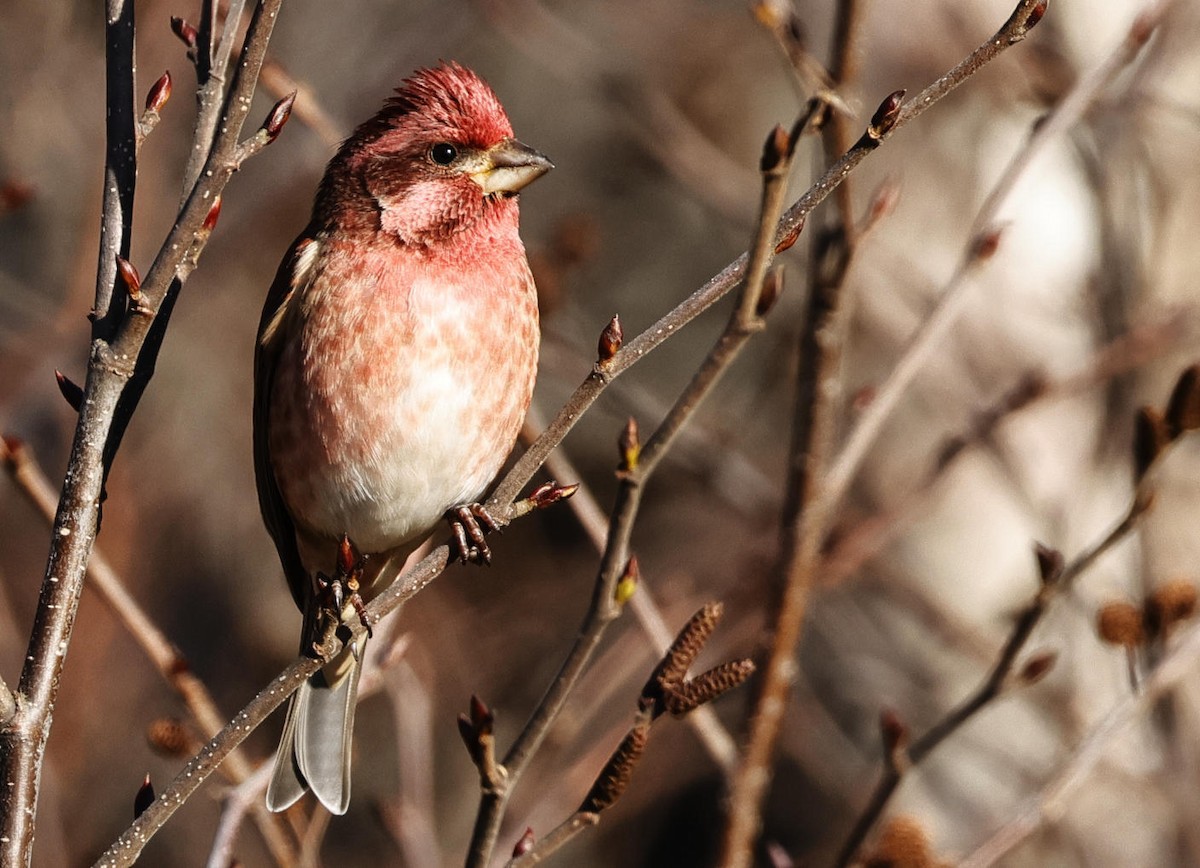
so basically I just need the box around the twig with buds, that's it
[0,1,291,864]
[0,437,298,864]
[90,0,1057,855]
[834,361,1200,867]
[465,115,806,868]
[505,604,754,866]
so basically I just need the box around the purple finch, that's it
[255,63,551,814]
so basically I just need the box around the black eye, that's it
[430,143,458,165]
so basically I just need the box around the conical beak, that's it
[471,137,554,196]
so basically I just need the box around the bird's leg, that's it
[313,535,374,645]
[445,502,501,565]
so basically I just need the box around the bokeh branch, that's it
[836,360,1200,866]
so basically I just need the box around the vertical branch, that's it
[94,0,137,342]
[0,2,136,864]
[717,3,1048,866]
[0,3,289,865]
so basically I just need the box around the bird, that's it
[254,62,552,815]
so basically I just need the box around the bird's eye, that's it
[430,143,458,165]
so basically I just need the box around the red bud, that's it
[263,92,297,143]
[144,71,172,114]
[867,90,905,141]
[115,255,142,300]
[202,195,222,232]
[774,218,805,255]
[761,124,791,172]
[170,16,198,49]
[54,370,84,413]
[598,314,623,364]
[512,827,535,858]
[1025,1,1048,30]
[134,774,155,819]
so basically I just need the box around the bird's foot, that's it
[314,535,374,640]
[445,502,501,565]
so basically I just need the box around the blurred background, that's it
[3,0,1200,865]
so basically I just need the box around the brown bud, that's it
[971,226,1004,261]
[1019,650,1058,685]
[54,370,84,413]
[456,713,480,763]
[144,71,172,114]
[0,180,35,213]
[1025,1,1048,31]
[1127,7,1156,48]
[866,178,901,227]
[202,194,222,232]
[1165,364,1200,437]
[774,218,805,255]
[579,721,649,813]
[469,693,494,735]
[597,314,623,364]
[618,417,640,473]
[867,90,905,142]
[879,707,908,754]
[755,265,785,317]
[1133,406,1171,480]
[115,255,142,301]
[134,774,155,819]
[1145,580,1198,638]
[761,124,791,173]
[263,91,297,143]
[512,827,535,858]
[1097,601,1144,647]
[0,435,23,470]
[1034,542,1064,585]
[864,815,932,868]
[170,16,198,49]
[146,717,192,757]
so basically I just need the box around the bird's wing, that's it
[254,233,320,612]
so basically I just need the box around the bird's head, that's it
[318,62,553,244]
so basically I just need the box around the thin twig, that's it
[960,619,1200,868]
[820,0,1169,520]
[833,494,1151,867]
[466,117,806,868]
[526,414,740,771]
[0,437,298,865]
[718,5,1049,864]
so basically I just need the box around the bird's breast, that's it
[268,235,538,554]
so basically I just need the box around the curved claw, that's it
[446,503,501,565]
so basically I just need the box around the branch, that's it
[820,0,1167,519]
[834,353,1200,866]
[88,0,1054,853]
[0,2,288,864]
[0,437,298,865]
[505,604,754,866]
[466,114,808,868]
[960,619,1200,868]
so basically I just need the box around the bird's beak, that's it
[470,138,554,196]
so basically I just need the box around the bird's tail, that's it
[266,645,363,815]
